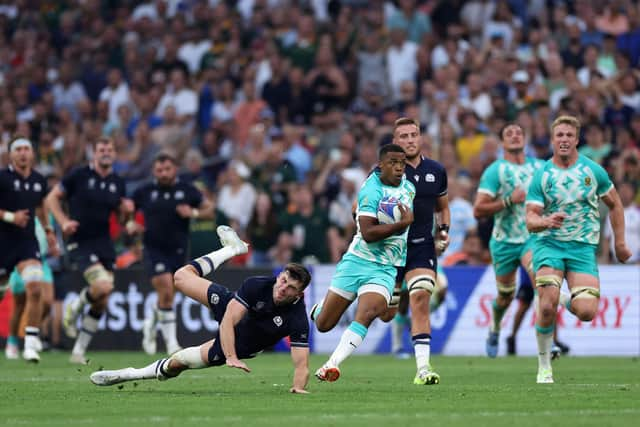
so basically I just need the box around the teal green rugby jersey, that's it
[525,154,613,245]
[346,172,416,266]
[478,157,544,244]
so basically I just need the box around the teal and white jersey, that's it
[478,157,544,244]
[346,172,415,266]
[526,154,613,245]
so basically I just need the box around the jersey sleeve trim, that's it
[289,341,309,348]
[525,200,544,207]
[233,295,250,309]
[358,212,377,218]
[598,182,614,197]
[477,188,495,197]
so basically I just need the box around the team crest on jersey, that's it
[155,263,166,273]
[109,183,117,193]
[256,301,265,310]
[584,177,591,186]
[88,178,95,189]
[33,182,42,192]
[175,190,185,200]
[151,190,158,200]
[210,293,220,305]
[426,173,435,182]
[14,180,20,190]
[273,316,283,327]
[25,183,30,190]
[414,174,420,182]
[90,254,99,263]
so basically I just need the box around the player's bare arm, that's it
[36,203,59,257]
[359,205,413,243]
[473,187,525,218]
[601,188,632,263]
[45,184,78,236]
[525,204,566,233]
[435,194,451,253]
[289,346,310,394]
[219,299,251,372]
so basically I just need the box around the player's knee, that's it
[170,346,206,370]
[173,267,190,293]
[570,287,600,321]
[24,282,42,300]
[537,296,557,320]
[410,289,429,308]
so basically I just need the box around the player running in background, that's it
[473,123,567,358]
[0,137,57,362]
[5,218,57,359]
[526,115,631,383]
[90,226,312,394]
[310,143,415,382]
[46,136,134,364]
[132,152,213,356]
[389,117,449,385]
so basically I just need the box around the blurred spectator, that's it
[443,229,487,266]
[246,192,282,267]
[456,111,486,169]
[386,0,432,44]
[52,62,89,123]
[218,161,257,230]
[278,183,335,264]
[579,122,612,164]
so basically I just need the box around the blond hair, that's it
[550,115,581,135]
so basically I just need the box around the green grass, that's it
[1,352,639,427]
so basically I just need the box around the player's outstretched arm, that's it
[289,346,310,394]
[601,188,632,263]
[219,299,251,372]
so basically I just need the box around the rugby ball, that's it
[377,196,402,224]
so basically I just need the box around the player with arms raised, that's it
[526,115,631,383]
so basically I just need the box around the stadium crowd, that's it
[0,0,638,273]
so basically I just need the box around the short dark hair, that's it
[379,143,405,159]
[284,263,311,290]
[154,152,177,165]
[93,136,114,149]
[499,123,524,140]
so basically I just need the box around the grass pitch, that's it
[1,352,638,427]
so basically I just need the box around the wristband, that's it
[2,211,15,223]
[437,224,449,233]
[191,209,200,219]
